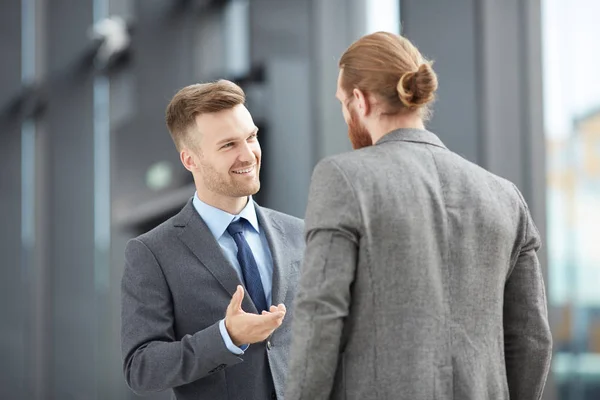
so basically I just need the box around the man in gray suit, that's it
[121,80,304,400]
[285,32,552,400]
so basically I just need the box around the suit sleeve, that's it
[121,238,243,395]
[285,159,361,400]
[503,187,553,400]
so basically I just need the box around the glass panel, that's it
[543,0,600,398]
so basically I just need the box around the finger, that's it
[277,303,286,313]
[229,285,244,313]
[262,310,269,315]
[269,305,278,313]
[272,313,285,328]
[262,310,285,326]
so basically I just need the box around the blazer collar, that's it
[375,128,447,150]
[173,199,293,310]
[174,199,258,313]
[254,205,293,307]
[192,194,260,240]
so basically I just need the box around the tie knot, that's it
[227,218,246,237]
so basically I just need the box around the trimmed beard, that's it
[199,158,261,198]
[348,108,373,150]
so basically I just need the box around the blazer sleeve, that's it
[285,158,361,400]
[503,186,553,400]
[121,238,243,395]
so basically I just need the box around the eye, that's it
[221,142,234,149]
[247,133,258,141]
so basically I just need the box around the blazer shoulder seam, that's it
[130,237,173,295]
[510,183,530,251]
[327,158,364,231]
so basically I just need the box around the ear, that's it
[180,148,198,172]
[352,88,371,117]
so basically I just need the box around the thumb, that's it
[230,285,244,313]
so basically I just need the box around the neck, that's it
[368,112,425,144]
[195,189,248,215]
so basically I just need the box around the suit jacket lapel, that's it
[255,203,292,307]
[175,199,258,314]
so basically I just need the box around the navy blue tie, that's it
[227,218,268,313]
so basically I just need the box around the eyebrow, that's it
[215,128,259,146]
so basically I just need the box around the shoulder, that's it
[126,206,187,256]
[314,152,357,174]
[258,206,305,250]
[259,207,304,232]
[312,147,382,182]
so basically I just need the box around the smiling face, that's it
[180,103,261,208]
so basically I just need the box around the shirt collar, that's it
[192,193,260,240]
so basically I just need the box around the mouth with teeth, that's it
[231,164,256,175]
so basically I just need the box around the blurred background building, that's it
[0,0,598,399]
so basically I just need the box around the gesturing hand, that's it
[224,285,286,346]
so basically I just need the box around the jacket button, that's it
[267,341,272,350]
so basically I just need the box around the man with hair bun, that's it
[286,32,552,400]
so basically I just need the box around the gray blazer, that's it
[121,199,304,400]
[285,129,552,400]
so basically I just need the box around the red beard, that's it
[348,108,373,150]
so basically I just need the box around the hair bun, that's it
[396,63,438,108]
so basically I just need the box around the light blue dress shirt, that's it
[192,193,274,355]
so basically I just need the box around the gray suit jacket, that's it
[285,129,552,400]
[121,199,304,400]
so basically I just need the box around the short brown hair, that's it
[339,32,438,120]
[165,80,246,150]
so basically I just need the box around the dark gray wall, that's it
[311,0,367,160]
[45,1,97,398]
[250,0,313,217]
[0,2,24,398]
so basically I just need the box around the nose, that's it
[238,141,256,163]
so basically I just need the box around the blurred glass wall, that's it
[543,0,600,398]
[0,0,598,399]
